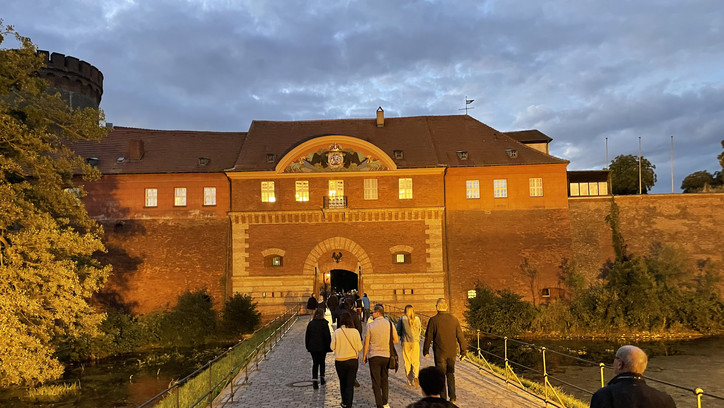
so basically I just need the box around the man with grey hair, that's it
[423,298,465,404]
[591,345,676,407]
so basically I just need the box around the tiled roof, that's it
[71,127,246,174]
[232,114,567,171]
[504,129,553,144]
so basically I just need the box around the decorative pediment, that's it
[276,135,397,173]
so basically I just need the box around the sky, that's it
[3,0,723,193]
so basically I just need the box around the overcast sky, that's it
[4,1,723,193]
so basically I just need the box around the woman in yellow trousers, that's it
[396,304,422,386]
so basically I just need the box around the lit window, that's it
[579,182,589,196]
[598,182,608,195]
[328,180,345,208]
[364,179,378,200]
[261,181,276,202]
[145,188,158,207]
[295,181,309,202]
[467,290,477,299]
[529,178,543,197]
[493,179,507,198]
[203,187,217,206]
[174,187,187,206]
[396,253,405,263]
[570,183,580,196]
[589,182,599,196]
[466,180,480,199]
[265,255,283,267]
[398,178,413,199]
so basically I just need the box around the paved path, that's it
[217,316,543,407]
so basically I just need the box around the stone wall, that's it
[569,193,724,281]
[96,218,228,314]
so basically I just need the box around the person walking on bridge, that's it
[305,307,331,389]
[331,311,362,408]
[363,304,399,408]
[397,304,422,386]
[423,298,465,404]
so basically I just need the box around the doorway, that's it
[329,269,358,294]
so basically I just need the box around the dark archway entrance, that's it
[330,269,358,294]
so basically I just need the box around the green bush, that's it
[465,284,537,336]
[220,293,261,336]
[158,289,217,346]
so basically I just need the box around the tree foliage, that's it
[0,23,110,386]
[465,284,538,336]
[221,293,261,336]
[609,154,656,195]
[681,170,718,193]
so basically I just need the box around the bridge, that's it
[214,314,545,408]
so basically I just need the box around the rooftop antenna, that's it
[459,96,475,115]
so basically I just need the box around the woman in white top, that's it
[330,310,362,408]
[396,304,422,386]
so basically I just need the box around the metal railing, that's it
[384,305,723,408]
[323,196,347,209]
[137,305,300,408]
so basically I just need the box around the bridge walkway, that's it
[217,316,543,407]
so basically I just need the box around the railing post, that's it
[599,362,605,388]
[696,388,703,408]
[175,383,180,408]
[208,362,213,407]
[542,347,549,405]
[504,337,509,385]
[228,348,234,402]
[476,330,481,358]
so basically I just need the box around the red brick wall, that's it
[569,194,724,281]
[96,219,228,314]
[446,208,574,317]
[80,173,230,219]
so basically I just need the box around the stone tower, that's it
[37,50,103,110]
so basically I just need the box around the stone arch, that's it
[389,244,413,254]
[261,248,286,257]
[304,236,373,277]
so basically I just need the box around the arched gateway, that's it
[303,236,373,296]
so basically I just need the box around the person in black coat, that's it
[591,345,676,408]
[327,294,340,324]
[305,307,332,389]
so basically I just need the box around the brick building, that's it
[72,108,579,316]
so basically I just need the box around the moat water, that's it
[1,337,722,407]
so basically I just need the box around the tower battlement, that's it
[38,50,104,109]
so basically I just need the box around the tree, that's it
[681,170,717,193]
[609,154,657,194]
[719,140,724,169]
[0,23,110,386]
[221,293,261,336]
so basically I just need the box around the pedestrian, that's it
[362,293,371,321]
[305,307,332,389]
[363,304,399,408]
[405,366,458,408]
[328,293,340,324]
[331,311,363,408]
[397,304,422,386]
[345,297,363,334]
[590,345,676,408]
[306,294,318,316]
[423,298,465,404]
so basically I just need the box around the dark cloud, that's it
[4,0,723,192]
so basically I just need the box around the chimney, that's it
[129,139,144,160]
[376,107,384,127]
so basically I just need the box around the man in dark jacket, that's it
[423,298,466,404]
[591,345,676,408]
